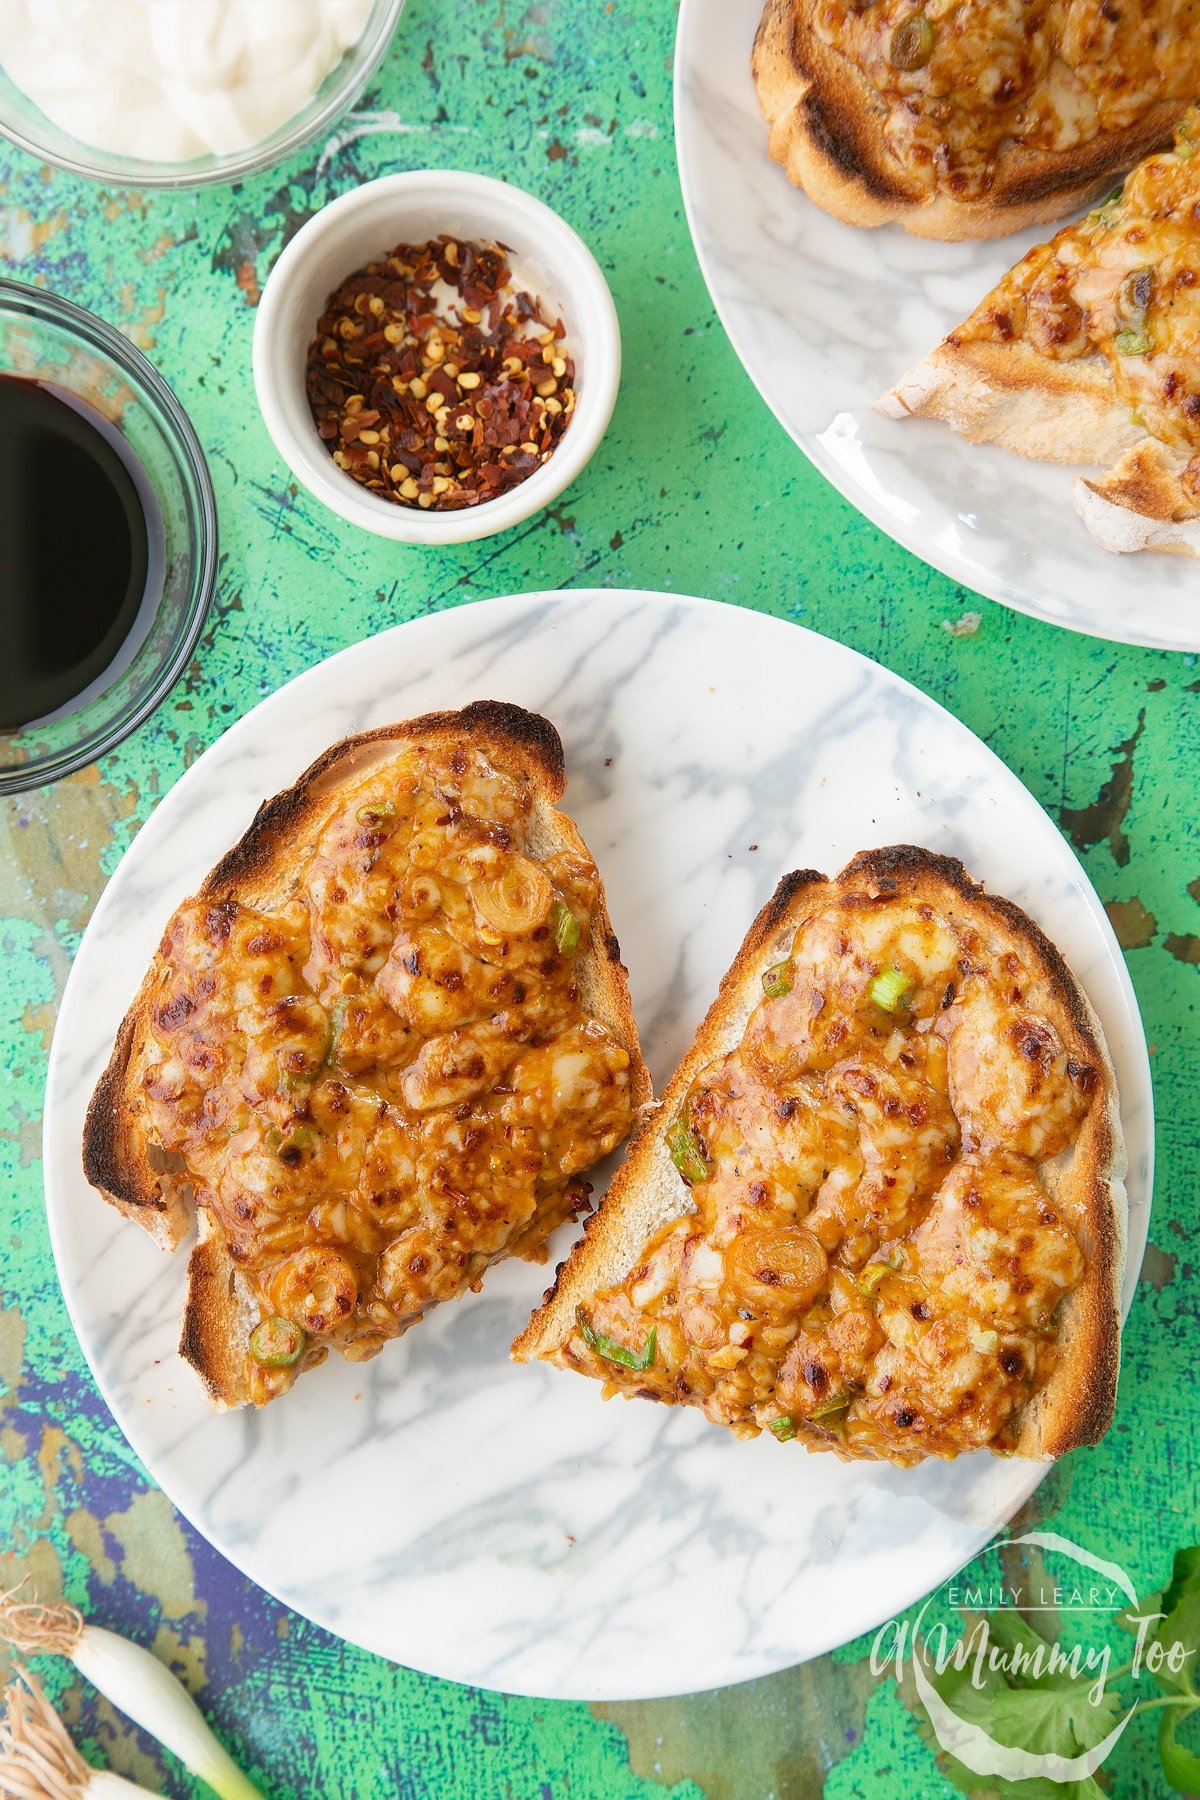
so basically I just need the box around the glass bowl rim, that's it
[0,0,404,190]
[0,277,219,795]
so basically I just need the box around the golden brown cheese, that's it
[557,893,1095,1465]
[812,0,1199,201]
[951,111,1200,483]
[142,740,635,1404]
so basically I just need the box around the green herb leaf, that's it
[576,1307,656,1372]
[902,1619,1117,1800]
[551,900,581,954]
[665,1119,711,1185]
[1159,1708,1200,1794]
[868,966,915,1014]
[761,960,793,999]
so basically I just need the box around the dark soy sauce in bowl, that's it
[0,374,159,729]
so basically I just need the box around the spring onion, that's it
[868,966,914,1014]
[248,1316,306,1368]
[767,1416,796,1442]
[761,961,793,999]
[1114,327,1151,356]
[551,900,581,955]
[889,13,934,68]
[355,804,394,828]
[0,1667,153,1796]
[576,1308,656,1372]
[0,1589,264,1799]
[277,1124,315,1160]
[665,1119,711,1185]
[857,1249,904,1298]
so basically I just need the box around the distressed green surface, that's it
[0,2,1196,1795]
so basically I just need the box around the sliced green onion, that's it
[761,960,793,999]
[889,13,934,69]
[248,1316,306,1368]
[576,1308,656,1372]
[811,1392,851,1432]
[868,966,914,1014]
[551,900,581,954]
[857,1256,900,1298]
[1114,327,1151,356]
[355,804,394,827]
[277,1124,316,1159]
[767,1415,796,1442]
[0,1587,266,1799]
[665,1119,711,1185]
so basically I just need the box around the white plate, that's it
[44,591,1152,1700]
[674,2,1198,652]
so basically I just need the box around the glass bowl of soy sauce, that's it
[0,280,217,793]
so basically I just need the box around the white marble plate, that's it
[44,591,1152,1700]
[674,2,1198,652]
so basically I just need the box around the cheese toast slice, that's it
[515,848,1126,1467]
[752,0,1196,240]
[879,113,1200,553]
[84,702,650,1410]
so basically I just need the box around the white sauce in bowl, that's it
[0,0,373,163]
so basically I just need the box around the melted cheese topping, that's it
[951,113,1200,488]
[143,739,635,1404]
[812,0,1198,202]
[559,891,1097,1465]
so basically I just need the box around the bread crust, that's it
[877,338,1142,468]
[751,0,1184,240]
[515,847,1127,1463]
[1074,438,1200,556]
[83,701,650,1410]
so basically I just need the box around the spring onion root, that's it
[0,1667,153,1797]
[0,1586,265,1800]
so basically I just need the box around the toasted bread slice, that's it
[516,848,1126,1466]
[752,0,1192,239]
[879,115,1200,551]
[84,701,650,1410]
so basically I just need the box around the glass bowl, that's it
[0,280,217,793]
[0,0,404,190]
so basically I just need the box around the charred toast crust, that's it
[752,0,1184,237]
[516,846,1126,1462]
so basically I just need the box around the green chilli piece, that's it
[249,1316,306,1368]
[665,1118,711,1184]
[1114,327,1151,356]
[551,899,581,954]
[767,1415,797,1442]
[761,960,793,999]
[868,966,915,1014]
[576,1307,656,1372]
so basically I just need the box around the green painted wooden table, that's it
[1,3,1195,1794]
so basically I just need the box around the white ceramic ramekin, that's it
[252,170,621,545]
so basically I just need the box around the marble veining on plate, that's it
[674,0,1198,652]
[43,591,1152,1700]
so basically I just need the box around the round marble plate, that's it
[674,3,1198,653]
[44,591,1152,1700]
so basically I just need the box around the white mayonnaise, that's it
[0,0,374,163]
